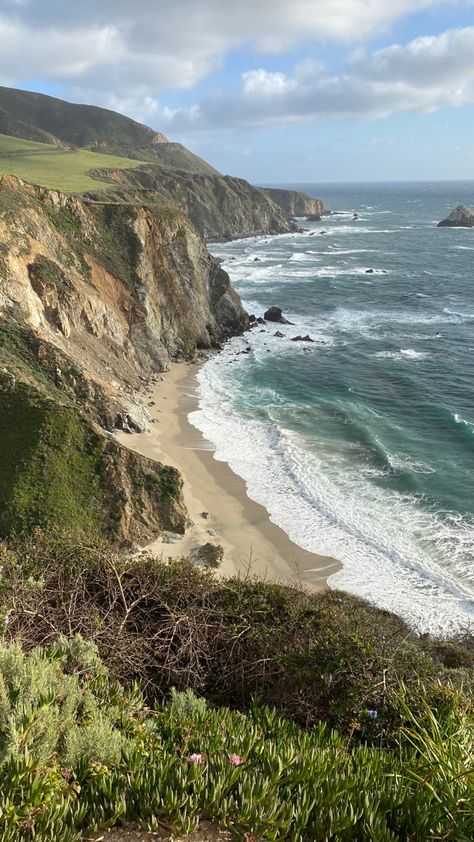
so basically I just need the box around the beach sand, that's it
[115,362,340,589]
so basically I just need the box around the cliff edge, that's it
[0,174,248,541]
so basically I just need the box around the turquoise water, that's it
[192,182,474,634]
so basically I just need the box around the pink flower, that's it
[229,753,243,766]
[188,753,203,763]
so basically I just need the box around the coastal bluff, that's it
[437,204,474,227]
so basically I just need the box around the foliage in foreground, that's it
[0,636,472,842]
[1,531,472,743]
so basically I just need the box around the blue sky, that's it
[1,0,474,182]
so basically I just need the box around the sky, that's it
[1,0,474,182]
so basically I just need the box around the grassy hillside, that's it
[0,641,472,841]
[0,85,168,158]
[0,132,142,192]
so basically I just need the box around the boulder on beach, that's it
[437,205,474,227]
[264,306,294,325]
[190,542,224,568]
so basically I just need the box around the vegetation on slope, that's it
[0,86,168,159]
[0,375,185,541]
[0,634,471,841]
[0,132,142,192]
[2,533,472,739]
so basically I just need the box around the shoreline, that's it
[116,361,340,588]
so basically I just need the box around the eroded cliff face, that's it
[260,188,325,218]
[0,174,248,542]
[0,174,247,402]
[89,166,303,240]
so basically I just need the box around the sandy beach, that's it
[115,362,340,588]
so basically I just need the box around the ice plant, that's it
[229,753,243,766]
[188,753,203,763]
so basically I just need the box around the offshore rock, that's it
[264,306,293,325]
[437,205,474,227]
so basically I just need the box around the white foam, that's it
[454,413,474,432]
[189,346,474,636]
[374,349,430,361]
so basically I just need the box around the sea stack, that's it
[437,205,474,227]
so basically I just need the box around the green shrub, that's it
[0,636,130,770]
[1,532,471,742]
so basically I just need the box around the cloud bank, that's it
[0,1,466,93]
[152,26,474,132]
[0,1,473,135]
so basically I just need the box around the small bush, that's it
[0,635,130,768]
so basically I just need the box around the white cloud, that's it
[0,1,469,95]
[152,26,474,132]
[241,70,296,95]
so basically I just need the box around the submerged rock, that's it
[291,334,315,342]
[438,205,474,227]
[274,330,285,338]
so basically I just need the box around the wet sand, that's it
[115,362,340,588]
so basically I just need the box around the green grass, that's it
[0,133,142,192]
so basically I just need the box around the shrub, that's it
[0,635,130,768]
[1,531,471,741]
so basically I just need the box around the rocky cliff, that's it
[260,187,325,218]
[0,174,248,541]
[90,166,301,241]
[438,204,474,227]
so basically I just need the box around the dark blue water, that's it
[194,182,474,634]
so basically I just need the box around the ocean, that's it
[191,181,474,636]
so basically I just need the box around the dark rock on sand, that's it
[191,542,224,567]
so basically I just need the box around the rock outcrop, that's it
[437,205,474,228]
[264,306,293,325]
[91,167,302,241]
[0,175,247,386]
[261,187,325,218]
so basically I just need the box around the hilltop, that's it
[0,86,325,239]
[0,85,171,160]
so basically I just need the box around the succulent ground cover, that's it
[0,638,472,841]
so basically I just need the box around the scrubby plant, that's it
[0,635,130,769]
[1,531,471,743]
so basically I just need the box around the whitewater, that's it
[190,181,474,636]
